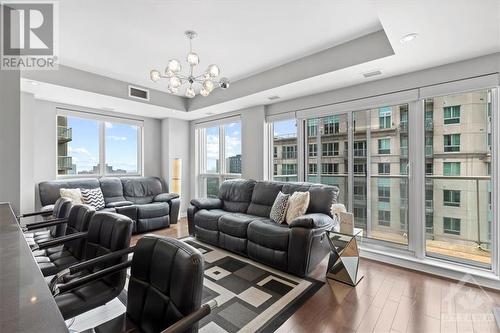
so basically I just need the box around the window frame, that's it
[443,105,461,125]
[56,109,143,178]
[196,118,242,197]
[443,189,461,207]
[443,134,461,152]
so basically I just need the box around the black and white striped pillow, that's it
[270,191,290,224]
[81,188,105,210]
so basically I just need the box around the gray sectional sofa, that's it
[38,176,180,233]
[188,179,339,277]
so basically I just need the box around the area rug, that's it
[119,237,323,333]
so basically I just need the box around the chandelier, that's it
[149,30,230,98]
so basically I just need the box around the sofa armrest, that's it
[190,198,222,210]
[289,213,334,229]
[154,193,180,202]
[106,201,133,208]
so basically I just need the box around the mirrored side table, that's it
[325,229,363,287]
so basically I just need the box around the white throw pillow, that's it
[81,188,106,210]
[270,191,290,224]
[285,191,310,224]
[60,188,83,204]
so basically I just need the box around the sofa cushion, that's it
[307,185,339,217]
[121,177,164,204]
[218,213,258,238]
[247,181,284,217]
[269,191,290,224]
[247,219,290,251]
[218,179,256,213]
[99,177,126,204]
[136,202,169,219]
[60,188,83,204]
[285,191,310,224]
[194,209,228,231]
[39,178,100,206]
[81,188,106,210]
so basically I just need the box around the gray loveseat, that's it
[38,176,180,233]
[188,179,339,277]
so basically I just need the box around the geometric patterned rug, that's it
[120,237,323,333]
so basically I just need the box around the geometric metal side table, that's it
[325,229,363,287]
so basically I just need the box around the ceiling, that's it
[22,0,500,119]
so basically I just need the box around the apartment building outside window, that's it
[378,138,390,154]
[308,163,317,175]
[272,119,298,182]
[444,134,460,152]
[378,184,390,202]
[444,105,460,124]
[443,190,460,207]
[379,107,392,129]
[354,141,366,157]
[307,118,318,137]
[322,143,334,157]
[443,217,461,235]
[282,164,297,175]
[282,145,297,159]
[324,115,340,134]
[321,163,338,175]
[354,163,366,174]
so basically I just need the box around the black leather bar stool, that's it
[50,212,134,320]
[22,197,73,247]
[32,204,95,276]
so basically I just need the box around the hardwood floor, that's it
[132,218,500,333]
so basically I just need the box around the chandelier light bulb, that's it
[219,77,230,89]
[207,64,220,77]
[167,85,178,94]
[186,86,196,98]
[169,76,181,89]
[165,68,175,78]
[200,88,210,97]
[187,52,199,66]
[167,59,181,73]
[150,69,161,82]
[203,80,215,92]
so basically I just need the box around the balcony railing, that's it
[57,126,72,142]
[425,146,433,157]
[425,199,433,211]
[274,133,296,140]
[354,148,366,157]
[400,147,408,157]
[281,152,297,159]
[425,119,434,130]
[58,156,72,170]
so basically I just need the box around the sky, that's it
[274,119,296,137]
[206,122,241,172]
[67,117,138,173]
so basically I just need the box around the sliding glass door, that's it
[424,89,493,268]
[304,104,409,247]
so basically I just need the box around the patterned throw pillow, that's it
[270,191,290,224]
[81,188,105,210]
[60,188,83,204]
[285,191,310,224]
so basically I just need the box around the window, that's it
[426,163,433,175]
[444,134,460,152]
[308,144,317,157]
[378,210,391,226]
[378,185,390,202]
[282,145,297,159]
[324,116,340,134]
[443,217,461,235]
[354,163,365,174]
[308,163,317,175]
[443,190,460,207]
[378,163,390,174]
[425,136,433,156]
[443,162,461,176]
[282,164,297,175]
[400,136,408,156]
[322,143,334,156]
[321,163,337,175]
[198,121,242,197]
[273,147,277,158]
[353,141,366,157]
[57,113,142,176]
[444,105,460,124]
[400,162,408,175]
[426,214,434,234]
[307,119,318,137]
[354,184,366,199]
[379,107,392,129]
[378,138,390,154]
[333,142,339,155]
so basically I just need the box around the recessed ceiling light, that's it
[29,81,39,86]
[268,95,280,100]
[362,70,382,78]
[400,33,418,43]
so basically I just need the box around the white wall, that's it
[20,96,165,209]
[161,118,191,215]
[0,70,21,214]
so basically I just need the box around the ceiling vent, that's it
[362,70,382,78]
[128,85,150,101]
